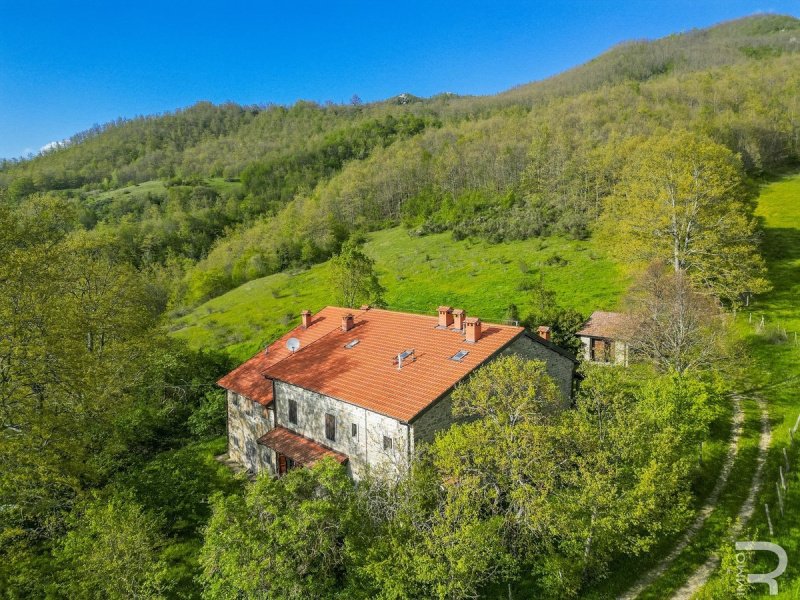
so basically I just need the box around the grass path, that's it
[618,396,744,600]
[670,397,771,599]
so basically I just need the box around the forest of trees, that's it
[0,12,798,599]
[1,15,798,308]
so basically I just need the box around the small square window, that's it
[351,423,358,437]
[383,435,393,451]
[288,399,297,424]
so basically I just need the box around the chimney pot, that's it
[452,308,466,330]
[342,313,354,332]
[301,310,312,328]
[537,325,551,341]
[464,317,482,343]
[437,306,453,328]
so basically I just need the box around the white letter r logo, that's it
[735,541,788,595]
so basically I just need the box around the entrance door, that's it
[277,453,295,476]
[278,453,288,475]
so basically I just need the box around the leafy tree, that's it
[622,261,730,373]
[520,273,586,354]
[601,131,770,306]
[329,238,386,308]
[187,390,227,438]
[55,492,171,599]
[199,459,366,599]
[355,460,515,600]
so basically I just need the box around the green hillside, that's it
[171,227,626,361]
[2,15,799,312]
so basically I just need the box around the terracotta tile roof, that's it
[263,307,524,423]
[575,311,629,339]
[216,307,357,405]
[258,426,348,466]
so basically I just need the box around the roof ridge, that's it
[359,306,522,330]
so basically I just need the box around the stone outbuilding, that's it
[575,310,630,366]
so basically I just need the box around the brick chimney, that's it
[464,317,482,343]
[437,306,453,328]
[342,313,354,332]
[301,310,312,328]
[537,325,551,341]
[452,308,466,330]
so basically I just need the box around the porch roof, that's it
[257,426,348,467]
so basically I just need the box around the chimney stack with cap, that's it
[301,310,312,328]
[342,313,354,332]
[464,317,482,343]
[452,308,466,330]
[537,325,551,341]
[437,306,453,328]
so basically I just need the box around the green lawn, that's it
[170,227,627,362]
[723,172,800,599]
[642,172,800,598]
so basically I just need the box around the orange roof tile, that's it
[262,307,524,422]
[216,307,357,405]
[258,426,348,466]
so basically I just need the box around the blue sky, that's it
[1,1,797,159]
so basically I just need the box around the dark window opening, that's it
[351,423,358,437]
[591,339,614,363]
[288,399,298,424]
[325,413,336,442]
[383,435,393,451]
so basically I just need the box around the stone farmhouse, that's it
[576,310,630,366]
[217,306,577,480]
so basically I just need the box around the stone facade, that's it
[578,336,628,366]
[499,334,575,401]
[273,381,409,480]
[227,390,274,474]
[411,333,574,451]
[411,394,454,450]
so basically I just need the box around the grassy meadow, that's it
[727,172,800,598]
[171,227,627,362]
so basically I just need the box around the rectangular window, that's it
[288,399,297,424]
[351,423,358,438]
[383,435,393,451]
[325,413,336,442]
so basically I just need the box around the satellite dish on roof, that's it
[286,337,301,353]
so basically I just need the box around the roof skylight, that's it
[344,339,360,349]
[450,349,469,362]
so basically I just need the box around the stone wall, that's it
[578,336,629,366]
[500,334,575,402]
[411,393,454,450]
[273,381,409,480]
[227,390,275,475]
